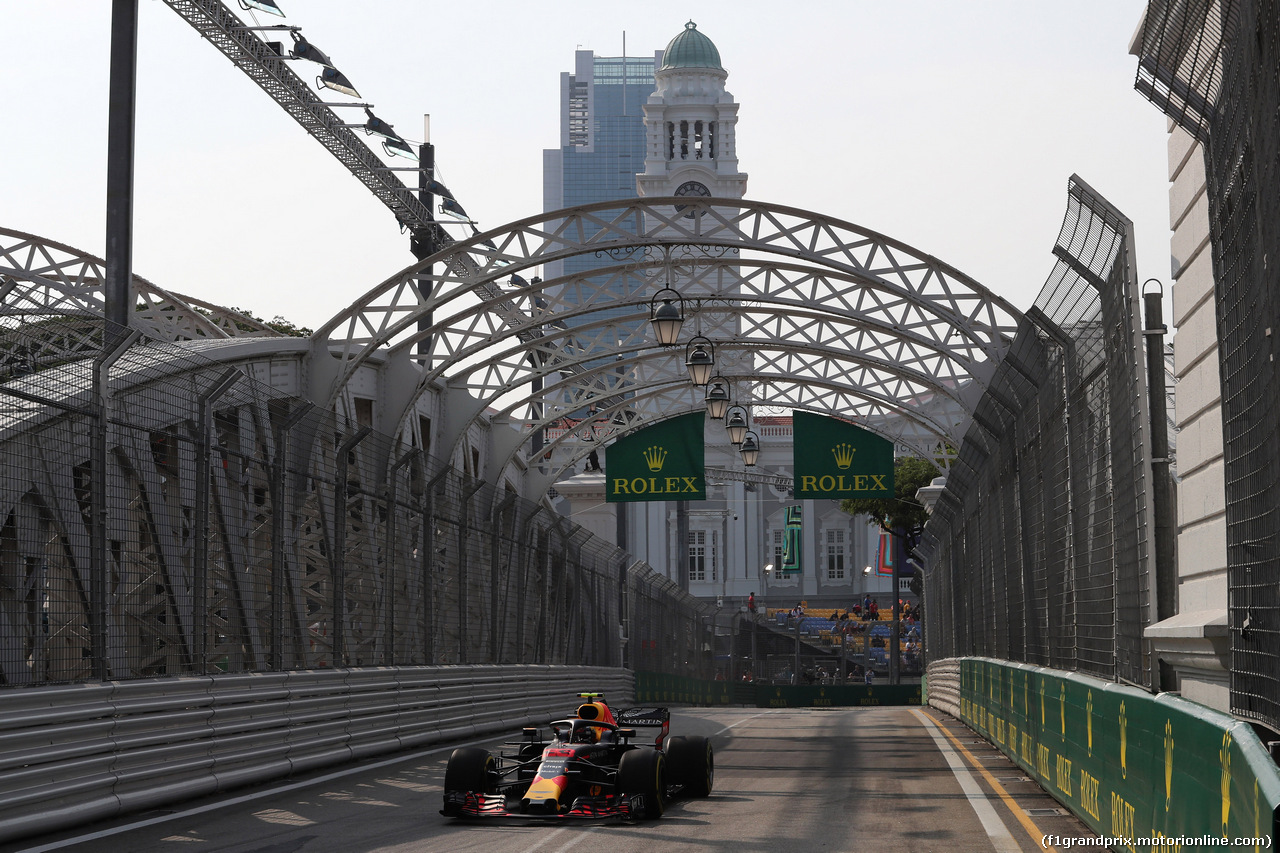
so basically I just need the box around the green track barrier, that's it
[958,658,1280,852]
[634,671,732,705]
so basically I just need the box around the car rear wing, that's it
[615,707,670,749]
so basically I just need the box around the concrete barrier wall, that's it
[0,665,632,844]
[927,658,1280,850]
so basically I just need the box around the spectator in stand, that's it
[869,599,879,620]
[902,600,913,621]
[864,667,874,684]
[747,592,757,615]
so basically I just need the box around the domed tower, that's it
[637,21,748,202]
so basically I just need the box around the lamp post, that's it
[752,563,773,679]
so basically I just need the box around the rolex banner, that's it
[792,411,894,499]
[605,412,706,503]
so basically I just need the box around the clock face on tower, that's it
[673,180,712,217]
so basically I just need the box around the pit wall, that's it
[927,658,1280,851]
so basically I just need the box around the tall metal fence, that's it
[1135,0,1280,730]
[919,176,1161,689]
[0,314,711,687]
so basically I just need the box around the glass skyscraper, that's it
[542,48,660,326]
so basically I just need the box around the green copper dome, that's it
[660,21,723,70]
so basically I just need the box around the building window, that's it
[772,529,784,573]
[689,530,707,582]
[826,529,845,580]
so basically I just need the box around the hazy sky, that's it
[3,1,1170,333]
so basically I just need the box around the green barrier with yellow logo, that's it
[634,672,732,706]
[958,658,1280,852]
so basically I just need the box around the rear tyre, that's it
[442,747,497,814]
[665,735,714,797]
[616,748,666,819]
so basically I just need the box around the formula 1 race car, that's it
[440,693,713,821]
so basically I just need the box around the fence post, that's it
[383,449,419,666]
[489,492,517,663]
[421,466,450,665]
[192,368,242,676]
[270,403,312,670]
[332,427,372,667]
[89,326,140,681]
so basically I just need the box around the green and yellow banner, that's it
[958,658,1280,851]
[606,412,706,503]
[792,410,894,499]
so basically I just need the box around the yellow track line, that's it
[917,708,1060,853]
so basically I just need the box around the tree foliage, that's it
[229,307,313,338]
[839,456,939,532]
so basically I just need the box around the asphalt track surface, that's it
[9,706,1101,853]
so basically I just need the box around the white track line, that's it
[913,708,1021,853]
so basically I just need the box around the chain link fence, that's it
[0,314,710,687]
[1135,0,1280,730]
[919,176,1160,689]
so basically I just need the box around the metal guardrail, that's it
[0,664,632,843]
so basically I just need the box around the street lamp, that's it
[649,287,684,346]
[739,430,760,466]
[684,336,715,386]
[724,405,749,445]
[704,377,730,420]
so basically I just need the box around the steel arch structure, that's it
[309,198,1022,478]
[0,228,282,348]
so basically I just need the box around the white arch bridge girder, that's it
[309,198,1022,479]
[0,227,282,353]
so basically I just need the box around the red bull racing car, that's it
[440,693,713,821]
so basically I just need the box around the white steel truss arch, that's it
[310,198,1020,477]
[0,228,281,348]
[438,319,969,451]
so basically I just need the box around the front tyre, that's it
[616,748,666,819]
[442,747,497,815]
[665,735,714,797]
